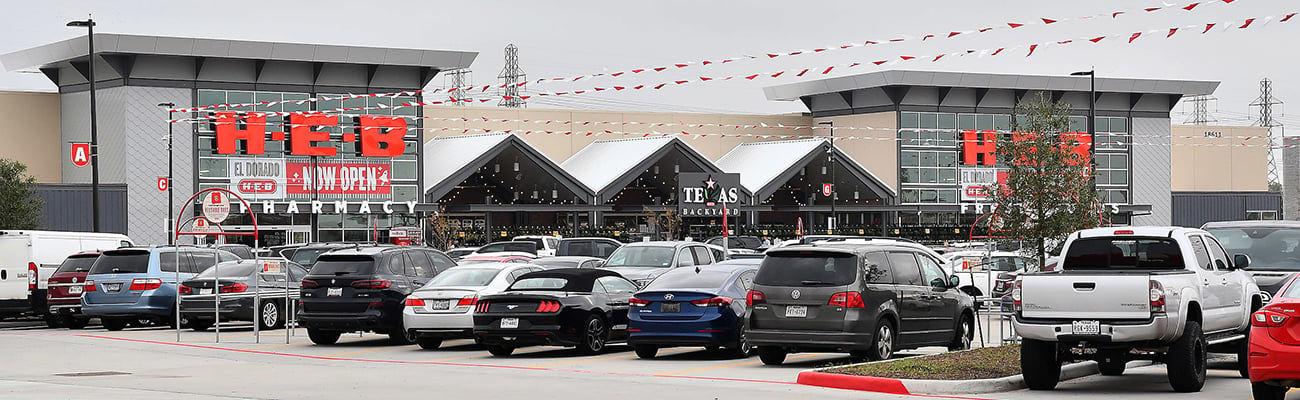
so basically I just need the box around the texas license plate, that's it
[500,318,519,329]
[327,288,343,296]
[660,302,680,313]
[69,286,83,294]
[785,305,807,318]
[431,300,451,310]
[199,288,213,295]
[1072,320,1101,335]
[104,283,121,292]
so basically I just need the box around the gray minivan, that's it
[745,240,976,365]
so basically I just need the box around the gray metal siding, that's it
[35,184,128,234]
[1172,192,1282,227]
[120,86,193,245]
[1285,145,1300,220]
[1132,117,1173,226]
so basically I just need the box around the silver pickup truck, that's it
[1012,227,1263,392]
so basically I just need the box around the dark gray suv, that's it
[746,240,976,365]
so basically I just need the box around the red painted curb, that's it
[797,371,910,395]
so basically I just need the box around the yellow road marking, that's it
[322,345,415,358]
[652,353,824,376]
[527,348,696,368]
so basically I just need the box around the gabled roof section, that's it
[716,138,895,202]
[560,136,722,199]
[423,133,593,201]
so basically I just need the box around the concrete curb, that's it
[798,358,1151,395]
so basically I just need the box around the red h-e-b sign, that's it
[212,112,407,157]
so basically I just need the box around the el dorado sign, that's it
[677,173,745,217]
[212,112,407,157]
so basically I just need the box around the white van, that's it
[0,230,133,319]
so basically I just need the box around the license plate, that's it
[431,300,451,310]
[500,318,519,329]
[69,286,83,294]
[1072,320,1101,335]
[104,283,121,292]
[660,302,680,313]
[199,288,213,295]
[785,305,808,318]
[327,288,343,297]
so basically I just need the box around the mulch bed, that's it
[823,345,1023,380]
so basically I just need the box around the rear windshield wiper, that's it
[333,271,352,276]
[800,280,828,286]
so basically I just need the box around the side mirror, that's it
[930,277,947,289]
[1233,254,1251,270]
[948,275,961,289]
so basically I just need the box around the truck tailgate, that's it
[1021,273,1152,320]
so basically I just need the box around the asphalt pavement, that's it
[0,321,1287,400]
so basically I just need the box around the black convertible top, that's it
[513,268,622,292]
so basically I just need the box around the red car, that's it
[45,251,102,329]
[1249,273,1300,400]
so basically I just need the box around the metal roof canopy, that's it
[716,138,896,203]
[423,133,594,204]
[1,33,476,91]
[561,136,741,202]
[764,70,1219,102]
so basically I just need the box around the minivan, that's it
[298,246,456,345]
[746,240,975,365]
[81,247,240,331]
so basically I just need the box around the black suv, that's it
[299,246,457,345]
[746,239,975,365]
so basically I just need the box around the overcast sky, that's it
[0,0,1295,128]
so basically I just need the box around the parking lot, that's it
[0,318,1277,400]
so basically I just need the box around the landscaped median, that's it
[796,345,1102,395]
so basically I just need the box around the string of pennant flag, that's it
[165,0,1245,115]
[167,10,1298,120]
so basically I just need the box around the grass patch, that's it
[823,345,1022,380]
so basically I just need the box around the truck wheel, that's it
[1167,321,1207,392]
[1021,338,1061,390]
[757,346,786,365]
[1251,382,1287,400]
[307,329,341,345]
[1098,358,1126,376]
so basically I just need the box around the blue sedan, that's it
[627,259,759,359]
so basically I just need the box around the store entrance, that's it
[222,225,312,248]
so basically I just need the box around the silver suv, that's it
[746,239,976,365]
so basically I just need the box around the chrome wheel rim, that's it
[262,303,278,328]
[877,325,893,358]
[587,319,605,351]
[960,319,972,349]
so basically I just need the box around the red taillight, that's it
[83,280,96,292]
[220,283,248,293]
[628,297,651,307]
[301,280,319,289]
[475,301,490,313]
[697,329,726,333]
[28,262,37,290]
[178,285,192,295]
[1114,230,1135,235]
[129,278,163,291]
[457,297,477,307]
[405,297,426,307]
[690,296,734,307]
[746,290,766,306]
[1012,279,1022,311]
[828,292,865,308]
[1253,310,1289,327]
[1149,280,1165,312]
[536,300,562,313]
[351,279,391,289]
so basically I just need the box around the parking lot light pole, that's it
[158,103,175,244]
[68,17,99,232]
[1070,69,1097,194]
[818,121,836,232]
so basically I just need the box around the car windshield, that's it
[531,259,580,268]
[1062,238,1184,270]
[604,246,675,268]
[195,263,258,278]
[755,252,857,286]
[55,256,99,273]
[644,269,734,290]
[985,257,1020,272]
[509,277,568,290]
[88,252,151,275]
[1283,278,1300,299]
[1206,227,1300,271]
[425,268,501,287]
[458,258,503,265]
[291,248,332,266]
[309,256,375,276]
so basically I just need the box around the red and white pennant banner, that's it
[168,0,1236,114]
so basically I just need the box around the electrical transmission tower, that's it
[498,44,527,108]
[1183,95,1217,125]
[1251,78,1284,187]
[444,69,472,105]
